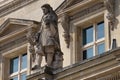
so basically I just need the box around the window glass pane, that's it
[83,26,93,45]
[21,73,26,80]
[10,76,18,80]
[10,57,19,74]
[97,43,105,54]
[21,54,27,69]
[97,22,104,39]
[83,47,93,60]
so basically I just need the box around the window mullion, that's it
[18,55,21,80]
[93,23,96,56]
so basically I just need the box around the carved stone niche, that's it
[59,13,70,48]
[104,0,116,30]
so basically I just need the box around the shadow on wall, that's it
[115,0,120,17]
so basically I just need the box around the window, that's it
[83,26,93,45]
[97,43,105,54]
[10,53,27,80]
[82,21,105,60]
[10,57,19,74]
[83,47,93,60]
[21,73,27,80]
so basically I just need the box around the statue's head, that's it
[41,4,53,15]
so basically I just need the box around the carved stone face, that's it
[42,7,49,15]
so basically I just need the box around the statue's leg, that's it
[45,46,54,67]
[32,53,42,70]
[47,52,54,67]
[31,53,37,70]
[31,54,35,69]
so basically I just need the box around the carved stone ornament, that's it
[104,0,116,30]
[60,13,70,48]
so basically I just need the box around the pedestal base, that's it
[27,66,55,80]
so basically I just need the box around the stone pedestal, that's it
[27,66,55,80]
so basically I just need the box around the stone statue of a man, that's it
[39,4,63,68]
[28,4,63,69]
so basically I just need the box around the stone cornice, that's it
[0,0,38,18]
[0,18,40,43]
[70,2,104,20]
[56,0,103,16]
[0,18,39,34]
[56,0,84,14]
[53,48,120,80]
[0,35,27,54]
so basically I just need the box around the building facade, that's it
[0,0,120,80]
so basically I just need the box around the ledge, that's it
[27,47,120,80]
[0,18,40,34]
[54,47,120,80]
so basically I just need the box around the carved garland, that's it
[104,0,117,49]
[104,0,116,30]
[59,13,70,48]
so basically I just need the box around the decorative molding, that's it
[70,2,104,20]
[66,0,84,8]
[56,0,85,14]
[97,72,120,80]
[0,18,39,34]
[0,0,38,18]
[0,36,27,53]
[0,0,9,5]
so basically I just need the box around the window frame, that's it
[9,53,27,80]
[81,21,105,60]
